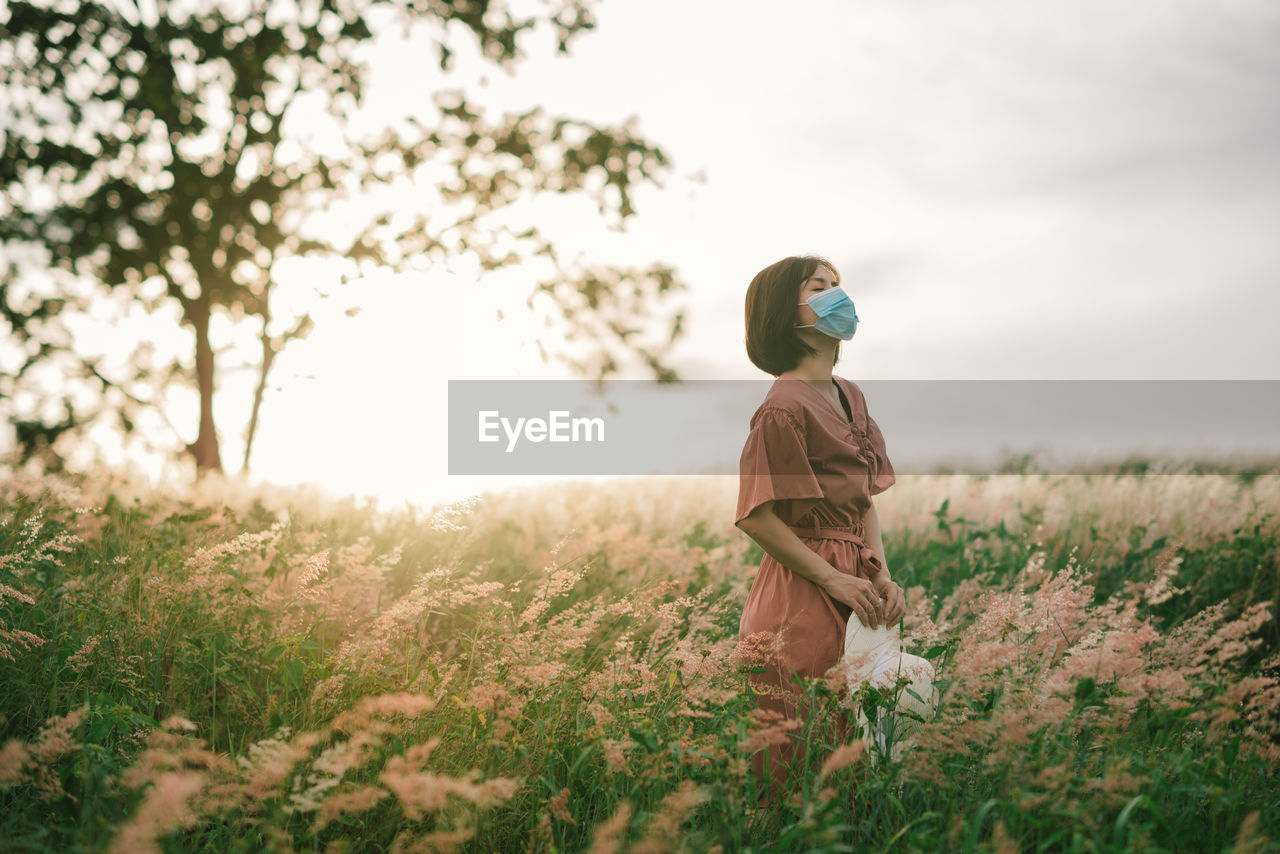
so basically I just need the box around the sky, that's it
[40,0,1280,509]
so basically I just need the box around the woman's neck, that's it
[780,350,837,384]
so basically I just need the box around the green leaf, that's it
[921,642,950,660]
[627,727,659,753]
[285,659,304,690]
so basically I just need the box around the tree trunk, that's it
[185,294,223,475]
[242,328,276,474]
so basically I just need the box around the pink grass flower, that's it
[549,786,576,824]
[818,738,869,780]
[296,550,330,589]
[314,784,389,831]
[740,707,801,754]
[106,770,206,854]
[380,760,520,820]
[0,740,31,788]
[601,738,635,776]
[67,635,101,673]
[2,705,91,801]
[389,827,477,854]
[990,819,1019,854]
[630,780,708,854]
[234,728,323,805]
[584,800,634,854]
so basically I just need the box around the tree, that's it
[0,0,688,475]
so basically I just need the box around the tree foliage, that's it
[0,0,688,473]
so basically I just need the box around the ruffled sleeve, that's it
[864,408,896,496]
[735,406,824,526]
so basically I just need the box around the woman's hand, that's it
[873,576,906,626]
[825,573,885,628]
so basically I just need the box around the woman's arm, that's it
[737,500,885,627]
[736,501,842,589]
[863,499,890,585]
[863,499,906,624]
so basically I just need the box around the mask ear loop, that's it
[795,300,819,330]
[795,283,847,330]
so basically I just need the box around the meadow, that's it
[1,464,1278,853]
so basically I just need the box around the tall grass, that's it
[1,465,1277,852]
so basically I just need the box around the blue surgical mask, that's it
[794,285,859,340]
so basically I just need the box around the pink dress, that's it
[734,375,896,803]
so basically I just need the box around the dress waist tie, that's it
[786,522,885,578]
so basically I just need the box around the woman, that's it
[734,254,906,807]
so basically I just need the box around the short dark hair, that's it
[744,255,842,376]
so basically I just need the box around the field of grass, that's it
[1,465,1278,852]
